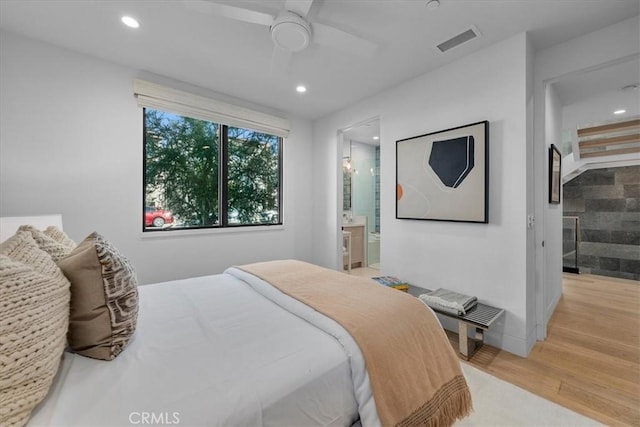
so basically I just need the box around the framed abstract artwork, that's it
[549,144,561,204]
[396,120,489,223]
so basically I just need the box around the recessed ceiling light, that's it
[613,109,626,115]
[296,85,307,93]
[121,16,140,29]
[373,136,379,140]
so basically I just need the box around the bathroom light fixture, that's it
[373,136,379,140]
[614,109,626,115]
[121,16,140,28]
[620,83,639,92]
[426,0,440,10]
[296,85,307,93]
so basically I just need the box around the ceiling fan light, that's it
[270,11,311,52]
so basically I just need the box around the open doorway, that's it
[537,54,639,340]
[549,57,639,279]
[536,51,640,341]
[340,118,380,277]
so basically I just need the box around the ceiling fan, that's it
[184,0,378,72]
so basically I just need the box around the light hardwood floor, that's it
[457,273,640,426]
[351,268,639,424]
[349,266,380,278]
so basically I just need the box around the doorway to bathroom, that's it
[341,118,381,276]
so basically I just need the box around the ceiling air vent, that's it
[435,26,481,53]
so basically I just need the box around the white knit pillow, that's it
[43,226,76,250]
[17,225,75,263]
[0,239,70,426]
[0,231,65,276]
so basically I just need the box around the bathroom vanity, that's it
[342,223,365,268]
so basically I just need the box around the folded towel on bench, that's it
[419,288,478,316]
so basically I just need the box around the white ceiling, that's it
[343,118,380,146]
[1,0,638,119]
[553,59,640,106]
[556,57,640,131]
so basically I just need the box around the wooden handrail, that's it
[578,133,640,148]
[577,119,640,137]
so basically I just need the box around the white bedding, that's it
[28,271,374,427]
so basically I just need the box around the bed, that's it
[0,218,471,427]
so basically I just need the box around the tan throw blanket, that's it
[237,260,471,427]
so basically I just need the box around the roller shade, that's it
[133,79,290,138]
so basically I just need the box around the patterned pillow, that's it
[17,225,75,263]
[57,232,139,361]
[0,254,70,427]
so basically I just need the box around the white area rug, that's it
[457,363,602,426]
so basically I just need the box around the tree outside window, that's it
[144,108,281,231]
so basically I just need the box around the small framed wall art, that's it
[548,144,561,204]
[396,120,489,223]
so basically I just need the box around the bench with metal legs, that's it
[408,286,505,360]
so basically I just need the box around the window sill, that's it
[140,224,285,240]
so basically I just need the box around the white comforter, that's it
[28,270,380,427]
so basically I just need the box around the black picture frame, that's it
[396,120,489,223]
[549,144,561,204]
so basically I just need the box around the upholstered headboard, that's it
[0,214,63,243]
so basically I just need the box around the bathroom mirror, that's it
[343,145,352,212]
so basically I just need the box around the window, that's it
[134,79,288,232]
[144,108,282,231]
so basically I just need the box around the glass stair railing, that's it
[562,216,580,274]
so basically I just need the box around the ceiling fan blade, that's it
[270,46,293,76]
[183,0,274,26]
[312,23,377,57]
[284,0,314,17]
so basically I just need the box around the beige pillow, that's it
[17,225,75,262]
[58,232,139,361]
[0,255,70,427]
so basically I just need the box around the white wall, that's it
[313,33,532,356]
[533,15,640,338]
[525,36,537,352]
[0,31,314,285]
[543,82,564,323]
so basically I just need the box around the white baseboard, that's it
[545,288,562,324]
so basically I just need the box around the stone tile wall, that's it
[563,165,639,280]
